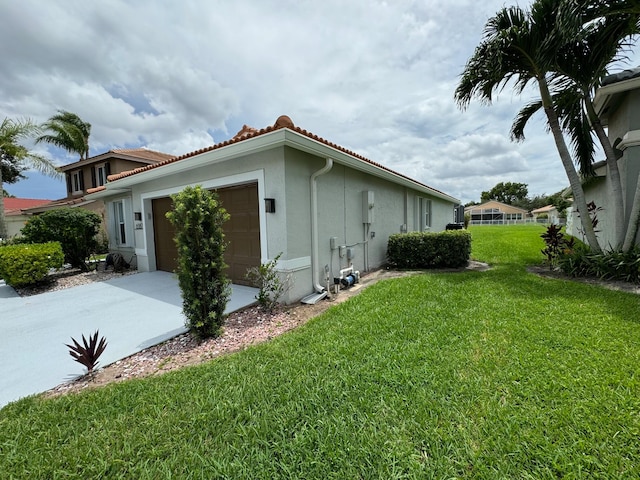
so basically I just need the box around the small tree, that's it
[21,208,101,271]
[245,253,290,312]
[166,185,230,338]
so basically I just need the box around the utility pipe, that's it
[310,157,333,293]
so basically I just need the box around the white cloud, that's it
[1,0,637,204]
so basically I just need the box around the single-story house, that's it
[2,197,52,239]
[531,204,561,224]
[465,200,528,225]
[87,115,461,304]
[566,67,640,248]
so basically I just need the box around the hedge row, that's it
[387,230,471,269]
[0,242,64,287]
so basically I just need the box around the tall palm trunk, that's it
[0,165,6,240]
[540,79,602,253]
[585,97,625,249]
[622,180,640,250]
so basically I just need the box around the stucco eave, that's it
[594,76,640,122]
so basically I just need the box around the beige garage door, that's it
[153,196,178,273]
[217,183,261,286]
[152,183,261,285]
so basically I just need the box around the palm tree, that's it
[510,0,639,250]
[455,1,603,253]
[0,118,60,239]
[36,110,91,161]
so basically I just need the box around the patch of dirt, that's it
[41,262,489,399]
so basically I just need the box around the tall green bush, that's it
[21,208,101,271]
[166,185,230,338]
[0,242,64,286]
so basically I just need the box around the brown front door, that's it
[217,183,261,286]
[152,196,178,272]
[151,183,261,284]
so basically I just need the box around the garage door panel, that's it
[152,197,178,273]
[152,183,260,286]
[218,184,261,286]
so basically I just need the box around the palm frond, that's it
[511,100,543,141]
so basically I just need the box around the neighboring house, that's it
[24,148,173,246]
[2,198,52,239]
[566,67,640,248]
[465,200,528,225]
[531,204,561,224]
[87,115,461,304]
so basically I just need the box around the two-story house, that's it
[23,148,173,247]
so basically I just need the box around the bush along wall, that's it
[0,242,64,287]
[387,230,472,269]
[21,208,101,272]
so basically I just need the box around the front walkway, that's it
[0,271,257,408]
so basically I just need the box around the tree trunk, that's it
[0,163,6,240]
[586,97,625,249]
[539,79,602,253]
[622,178,640,251]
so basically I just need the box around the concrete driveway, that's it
[0,271,257,408]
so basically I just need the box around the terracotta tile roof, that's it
[58,147,174,172]
[105,115,452,198]
[86,186,106,194]
[108,148,174,163]
[4,198,53,215]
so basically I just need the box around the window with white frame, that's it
[95,164,107,187]
[71,170,84,194]
[112,199,131,246]
[417,197,432,231]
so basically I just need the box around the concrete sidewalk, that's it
[0,271,257,408]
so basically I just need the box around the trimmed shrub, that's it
[166,185,230,338]
[387,230,471,269]
[21,208,101,271]
[0,242,64,287]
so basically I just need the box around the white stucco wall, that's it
[282,148,457,302]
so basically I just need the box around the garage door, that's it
[152,183,261,286]
[153,196,178,273]
[217,183,261,286]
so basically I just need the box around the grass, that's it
[2,224,640,478]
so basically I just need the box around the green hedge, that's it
[387,230,471,269]
[0,242,64,287]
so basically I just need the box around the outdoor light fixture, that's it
[265,198,276,213]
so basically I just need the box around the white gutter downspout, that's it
[304,157,333,302]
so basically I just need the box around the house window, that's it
[112,200,130,246]
[417,197,432,231]
[71,170,84,194]
[96,164,107,187]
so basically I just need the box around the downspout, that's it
[310,158,333,293]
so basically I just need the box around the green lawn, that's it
[2,224,640,478]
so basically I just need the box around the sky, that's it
[1,0,638,204]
